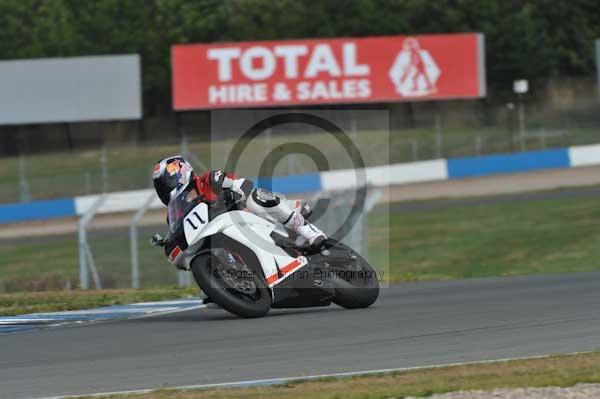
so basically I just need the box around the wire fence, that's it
[2,124,600,204]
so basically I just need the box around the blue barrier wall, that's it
[256,172,322,194]
[0,198,75,224]
[447,148,570,179]
[0,146,589,225]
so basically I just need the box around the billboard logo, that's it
[388,37,440,97]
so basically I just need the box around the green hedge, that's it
[1,0,599,114]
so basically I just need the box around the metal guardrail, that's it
[78,194,106,289]
[128,192,193,288]
[129,193,155,289]
[314,186,382,260]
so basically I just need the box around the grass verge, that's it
[369,194,600,282]
[0,287,198,316]
[79,352,600,398]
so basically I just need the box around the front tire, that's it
[191,252,271,318]
[325,240,380,309]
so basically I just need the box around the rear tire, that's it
[191,253,271,318]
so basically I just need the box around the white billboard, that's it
[0,54,141,124]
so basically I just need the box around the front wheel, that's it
[191,251,271,318]
[324,240,379,309]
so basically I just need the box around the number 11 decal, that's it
[183,202,209,243]
[186,211,206,230]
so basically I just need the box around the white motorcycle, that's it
[153,186,379,318]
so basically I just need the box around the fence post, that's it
[129,193,156,289]
[18,154,31,202]
[78,221,88,289]
[595,39,600,99]
[539,130,547,149]
[177,271,193,287]
[181,134,208,172]
[78,194,106,289]
[84,172,92,195]
[363,188,383,261]
[101,145,109,193]
[475,136,483,155]
[411,140,419,161]
[435,111,443,158]
[518,94,526,151]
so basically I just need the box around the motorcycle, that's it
[152,186,379,318]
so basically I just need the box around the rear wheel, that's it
[325,240,379,309]
[191,249,271,318]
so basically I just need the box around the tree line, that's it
[1,0,598,114]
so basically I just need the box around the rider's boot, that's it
[284,209,327,249]
[246,188,327,249]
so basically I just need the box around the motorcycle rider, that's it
[152,155,327,249]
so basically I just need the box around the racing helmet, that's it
[152,156,195,206]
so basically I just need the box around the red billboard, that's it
[172,33,485,110]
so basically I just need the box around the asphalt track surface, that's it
[2,272,600,399]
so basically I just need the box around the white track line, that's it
[131,303,206,319]
[28,351,592,399]
[0,302,206,334]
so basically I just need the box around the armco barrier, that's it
[2,143,600,225]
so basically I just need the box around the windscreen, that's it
[167,188,200,234]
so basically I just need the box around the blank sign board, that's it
[0,54,141,125]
